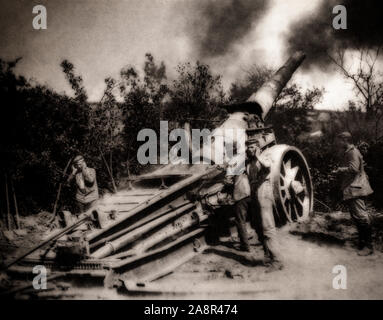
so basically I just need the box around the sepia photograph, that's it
[0,0,383,303]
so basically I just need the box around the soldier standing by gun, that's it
[225,139,283,271]
[247,139,283,271]
[224,149,253,252]
[332,132,374,256]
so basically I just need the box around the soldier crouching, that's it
[68,155,99,218]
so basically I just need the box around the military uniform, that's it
[225,154,253,250]
[247,158,280,263]
[75,167,99,214]
[226,154,281,263]
[340,145,373,250]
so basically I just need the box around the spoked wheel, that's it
[261,145,313,224]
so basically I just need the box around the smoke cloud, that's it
[285,0,383,68]
[186,0,270,59]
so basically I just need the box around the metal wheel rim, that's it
[275,149,312,223]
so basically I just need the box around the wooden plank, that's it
[116,189,160,196]
[5,174,11,230]
[87,167,220,242]
[10,178,20,229]
[126,174,190,181]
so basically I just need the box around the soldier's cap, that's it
[337,131,352,139]
[246,125,273,133]
[246,138,259,146]
[73,155,84,164]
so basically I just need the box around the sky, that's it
[0,0,357,109]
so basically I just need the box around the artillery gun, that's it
[4,51,313,294]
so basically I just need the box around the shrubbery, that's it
[0,55,382,218]
[270,108,383,211]
[0,55,227,216]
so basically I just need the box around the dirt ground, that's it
[1,210,383,300]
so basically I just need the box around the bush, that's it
[1,54,382,217]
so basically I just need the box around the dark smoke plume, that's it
[189,0,269,58]
[286,0,383,68]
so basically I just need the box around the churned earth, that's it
[147,210,383,300]
[1,210,383,299]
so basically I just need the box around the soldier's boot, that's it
[262,241,284,272]
[357,237,366,251]
[356,224,367,250]
[262,244,272,266]
[265,260,284,273]
[357,225,374,256]
[236,223,251,252]
[357,241,365,251]
[357,246,374,256]
[357,229,365,250]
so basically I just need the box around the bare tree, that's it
[329,46,383,113]
[329,46,383,141]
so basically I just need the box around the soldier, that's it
[226,139,283,271]
[224,150,252,252]
[68,155,99,214]
[332,132,374,256]
[247,139,283,271]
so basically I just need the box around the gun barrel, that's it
[247,51,306,120]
